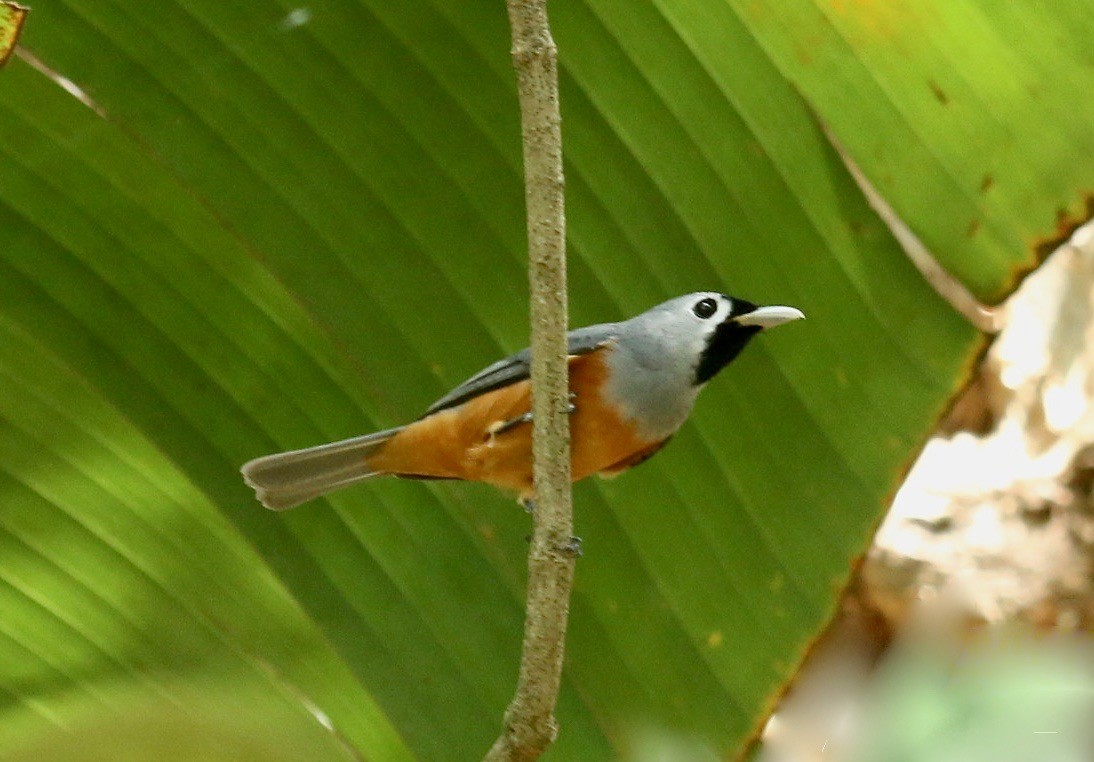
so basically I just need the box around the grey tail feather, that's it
[241,427,403,511]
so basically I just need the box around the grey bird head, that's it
[603,292,803,441]
[622,291,804,386]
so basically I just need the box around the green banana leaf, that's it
[1,1,1089,759]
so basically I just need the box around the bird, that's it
[241,292,803,511]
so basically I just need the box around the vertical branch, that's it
[484,1,575,761]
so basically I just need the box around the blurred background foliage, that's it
[0,1,1090,759]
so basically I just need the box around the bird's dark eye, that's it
[692,297,718,319]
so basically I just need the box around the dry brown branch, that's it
[483,1,576,760]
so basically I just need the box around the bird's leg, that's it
[489,411,534,438]
[515,391,579,541]
[487,393,578,440]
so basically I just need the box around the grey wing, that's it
[421,322,619,417]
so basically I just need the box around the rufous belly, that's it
[366,349,661,497]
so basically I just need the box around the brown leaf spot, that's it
[1033,194,1094,261]
[928,79,950,106]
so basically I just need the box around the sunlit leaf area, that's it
[1,2,1090,759]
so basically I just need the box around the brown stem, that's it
[483,1,575,760]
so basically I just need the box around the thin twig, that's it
[483,1,575,761]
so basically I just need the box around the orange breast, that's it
[367,348,658,498]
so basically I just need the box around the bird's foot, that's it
[560,536,583,558]
[521,533,583,558]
